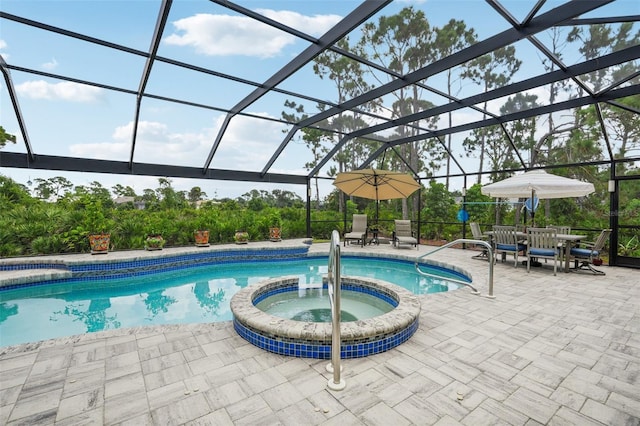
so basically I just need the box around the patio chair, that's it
[393,220,418,249]
[469,222,490,260]
[492,225,526,267]
[526,227,559,275]
[548,225,571,262]
[569,229,611,275]
[547,225,571,234]
[344,214,368,247]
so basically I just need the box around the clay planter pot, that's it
[194,230,210,247]
[269,227,282,242]
[88,233,110,254]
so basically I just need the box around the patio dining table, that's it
[485,230,586,273]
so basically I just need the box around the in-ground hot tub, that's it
[230,275,421,359]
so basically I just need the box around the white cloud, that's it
[16,80,104,102]
[59,114,311,198]
[42,58,59,70]
[0,39,8,61]
[164,10,341,58]
[211,113,285,169]
[255,9,342,35]
[69,141,129,159]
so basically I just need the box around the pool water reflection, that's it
[0,257,464,347]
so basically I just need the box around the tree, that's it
[311,37,379,214]
[188,186,207,206]
[112,184,137,198]
[281,101,332,207]
[432,19,477,189]
[358,6,442,218]
[0,126,16,149]
[568,22,639,93]
[421,180,455,240]
[603,96,640,162]
[500,93,540,167]
[461,47,522,183]
[155,178,187,210]
[33,176,73,202]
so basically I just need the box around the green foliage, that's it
[0,126,17,149]
[1,169,639,260]
[84,198,114,234]
[421,181,456,240]
[619,235,639,257]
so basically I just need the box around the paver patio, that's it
[1,242,638,425]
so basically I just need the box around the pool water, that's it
[254,288,393,322]
[0,257,464,347]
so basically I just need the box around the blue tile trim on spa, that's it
[252,282,399,307]
[233,317,419,359]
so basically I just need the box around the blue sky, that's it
[1,0,637,200]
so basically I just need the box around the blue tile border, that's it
[0,246,310,291]
[233,315,418,359]
[230,275,422,359]
[0,263,68,272]
[253,282,399,308]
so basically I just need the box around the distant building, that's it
[113,196,145,210]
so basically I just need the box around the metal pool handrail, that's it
[326,230,346,390]
[415,239,495,299]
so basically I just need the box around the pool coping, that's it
[0,239,472,290]
[0,239,314,289]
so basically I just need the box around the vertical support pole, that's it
[326,230,346,391]
[609,163,618,266]
[306,180,312,238]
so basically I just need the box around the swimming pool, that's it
[0,256,466,347]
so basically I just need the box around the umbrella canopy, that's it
[481,170,595,199]
[333,169,420,200]
[481,170,595,225]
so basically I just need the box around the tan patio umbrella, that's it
[333,168,420,222]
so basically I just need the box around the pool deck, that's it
[1,241,638,425]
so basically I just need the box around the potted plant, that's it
[234,230,249,244]
[193,216,210,247]
[268,211,282,242]
[85,199,113,255]
[194,229,210,247]
[145,232,165,251]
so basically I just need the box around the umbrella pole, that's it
[531,189,535,227]
[375,175,379,225]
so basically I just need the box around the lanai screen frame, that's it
[1,0,639,265]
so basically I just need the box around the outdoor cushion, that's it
[396,236,417,243]
[530,248,556,257]
[570,247,599,257]
[496,243,525,251]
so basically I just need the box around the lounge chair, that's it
[569,229,611,275]
[526,227,559,275]
[492,225,525,267]
[344,214,367,247]
[469,222,490,260]
[393,220,418,249]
